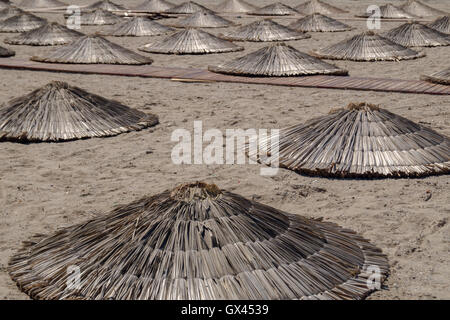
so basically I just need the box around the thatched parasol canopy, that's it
[382,22,450,47]
[428,16,449,34]
[132,0,175,13]
[215,0,257,13]
[421,67,450,85]
[4,22,84,46]
[222,19,310,42]
[249,103,450,178]
[9,181,389,299]
[101,16,174,36]
[138,28,243,54]
[84,0,126,11]
[209,43,348,76]
[400,0,447,18]
[31,35,153,64]
[356,4,416,19]
[164,1,214,14]
[295,0,347,15]
[312,31,425,61]
[0,81,158,143]
[18,0,67,9]
[169,10,235,28]
[0,7,24,21]
[78,8,122,25]
[0,12,46,32]
[248,2,298,16]
[288,13,353,32]
[0,44,14,57]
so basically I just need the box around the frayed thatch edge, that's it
[208,64,349,77]
[138,45,244,55]
[310,50,426,62]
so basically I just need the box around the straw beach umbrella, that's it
[139,28,244,54]
[248,2,298,16]
[215,0,257,13]
[165,1,214,14]
[0,7,24,21]
[84,0,126,11]
[249,103,449,178]
[0,12,46,32]
[295,0,347,15]
[421,67,450,85]
[312,31,425,61]
[78,9,122,25]
[101,17,174,36]
[0,81,158,142]
[209,43,348,76]
[18,0,67,9]
[31,35,153,64]
[8,181,389,299]
[223,19,310,42]
[4,22,84,45]
[132,0,175,13]
[0,44,14,56]
[400,0,447,18]
[288,13,353,32]
[356,4,416,19]
[169,10,235,28]
[428,16,450,34]
[382,22,450,47]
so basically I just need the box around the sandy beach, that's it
[0,0,449,300]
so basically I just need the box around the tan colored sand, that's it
[0,0,449,300]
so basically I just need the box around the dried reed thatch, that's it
[215,0,257,13]
[139,28,243,54]
[0,7,24,21]
[85,0,126,11]
[209,43,348,76]
[78,9,122,26]
[248,2,298,16]
[223,19,310,42]
[288,13,352,32]
[0,81,158,143]
[421,67,450,85]
[164,1,214,14]
[0,12,46,33]
[249,103,450,178]
[400,0,447,18]
[101,17,174,37]
[295,0,347,15]
[0,44,14,57]
[8,181,389,299]
[31,35,153,64]
[356,4,416,19]
[382,22,450,47]
[4,22,84,46]
[169,10,235,28]
[18,0,67,9]
[132,0,175,13]
[428,16,449,34]
[312,31,425,61]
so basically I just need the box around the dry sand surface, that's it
[0,0,449,299]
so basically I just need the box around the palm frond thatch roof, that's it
[356,4,416,19]
[215,0,257,13]
[312,31,425,61]
[138,28,243,54]
[78,8,122,25]
[248,2,298,16]
[31,35,153,65]
[222,19,311,42]
[132,0,175,13]
[0,81,158,143]
[0,44,14,57]
[400,0,447,18]
[101,16,174,36]
[428,16,450,34]
[164,1,214,14]
[0,12,46,32]
[209,42,348,76]
[421,67,450,85]
[295,0,347,15]
[4,22,84,46]
[169,10,235,28]
[288,13,352,32]
[84,0,126,11]
[18,0,67,9]
[0,7,24,21]
[8,181,389,299]
[249,103,450,178]
[382,22,450,47]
